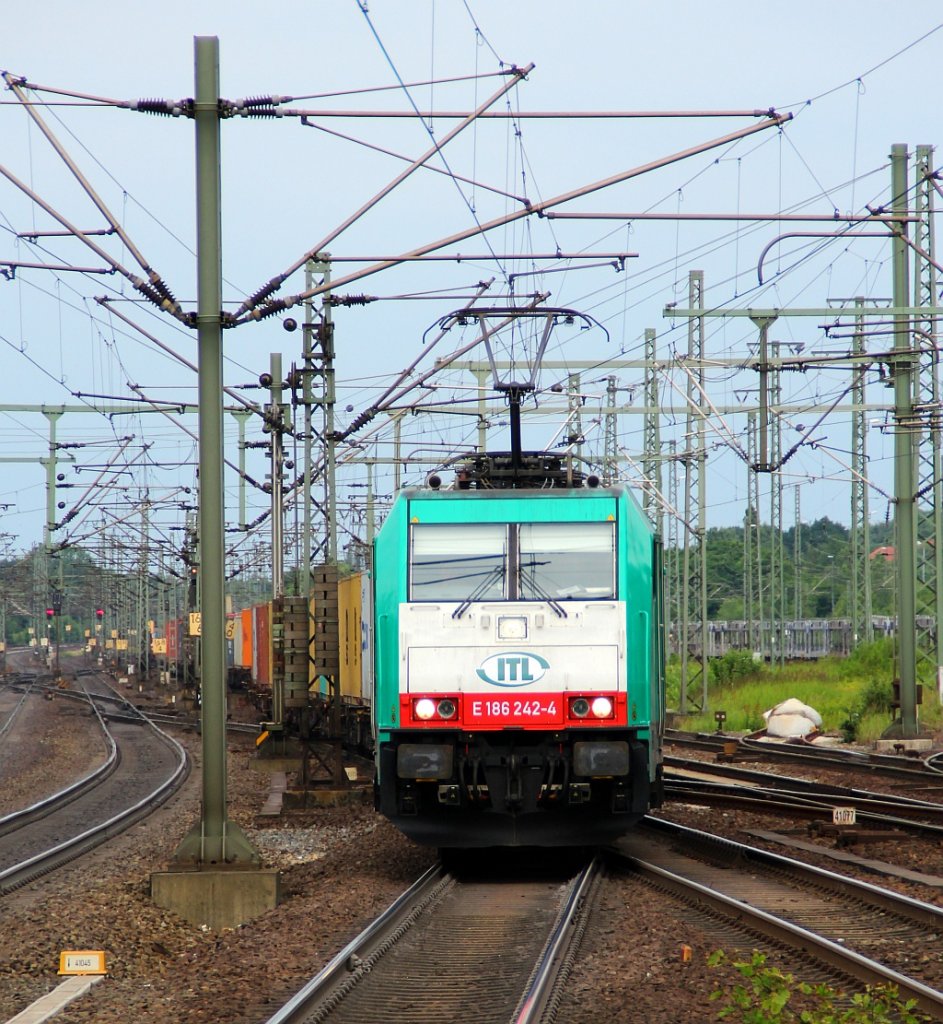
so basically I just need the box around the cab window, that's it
[518,522,615,600]
[409,523,506,601]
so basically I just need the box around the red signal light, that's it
[45,608,55,618]
[96,609,104,619]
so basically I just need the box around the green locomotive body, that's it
[373,470,665,847]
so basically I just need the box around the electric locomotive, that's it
[372,451,665,847]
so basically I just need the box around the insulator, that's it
[241,106,279,119]
[151,275,179,307]
[249,298,293,322]
[133,98,177,117]
[241,95,277,107]
[246,279,282,310]
[347,409,375,433]
[136,280,164,307]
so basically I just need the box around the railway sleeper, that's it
[806,821,904,847]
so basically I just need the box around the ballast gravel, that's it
[4,688,934,1022]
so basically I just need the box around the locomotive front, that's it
[373,471,664,847]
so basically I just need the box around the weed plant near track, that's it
[672,640,943,742]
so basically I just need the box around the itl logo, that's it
[476,651,549,687]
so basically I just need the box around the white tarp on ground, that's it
[764,698,822,738]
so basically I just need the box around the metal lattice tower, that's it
[888,143,919,737]
[642,329,662,527]
[769,358,785,667]
[850,297,874,646]
[137,497,151,679]
[793,485,802,620]
[299,257,337,570]
[666,439,680,655]
[747,412,764,654]
[567,373,584,464]
[743,502,755,642]
[680,270,708,713]
[603,375,619,484]
[913,145,942,695]
[748,315,779,661]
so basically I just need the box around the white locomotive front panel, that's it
[399,600,627,729]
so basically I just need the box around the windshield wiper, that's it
[452,564,505,620]
[521,569,568,619]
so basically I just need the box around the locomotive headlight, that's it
[437,698,457,720]
[591,696,614,719]
[570,697,590,718]
[414,698,437,721]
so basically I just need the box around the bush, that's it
[710,649,761,686]
[840,676,894,742]
[708,950,931,1022]
[843,638,895,678]
[857,676,894,715]
[839,710,862,743]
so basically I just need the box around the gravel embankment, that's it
[0,691,435,1023]
[5,692,934,1022]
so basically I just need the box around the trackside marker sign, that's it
[58,950,107,975]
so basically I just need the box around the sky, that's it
[1,2,941,573]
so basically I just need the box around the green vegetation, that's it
[698,515,905,620]
[708,950,931,1023]
[675,640,942,743]
[0,545,111,646]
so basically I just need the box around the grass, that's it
[671,641,943,743]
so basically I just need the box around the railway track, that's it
[0,673,189,894]
[616,819,943,1019]
[264,855,600,1024]
[665,756,943,838]
[0,675,43,739]
[666,726,943,779]
[265,813,943,1023]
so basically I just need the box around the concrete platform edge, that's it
[6,975,103,1024]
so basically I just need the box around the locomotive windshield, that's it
[518,522,615,600]
[409,521,615,602]
[409,523,507,601]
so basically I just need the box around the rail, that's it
[0,693,188,893]
[619,818,943,1018]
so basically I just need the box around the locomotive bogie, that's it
[375,728,655,847]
